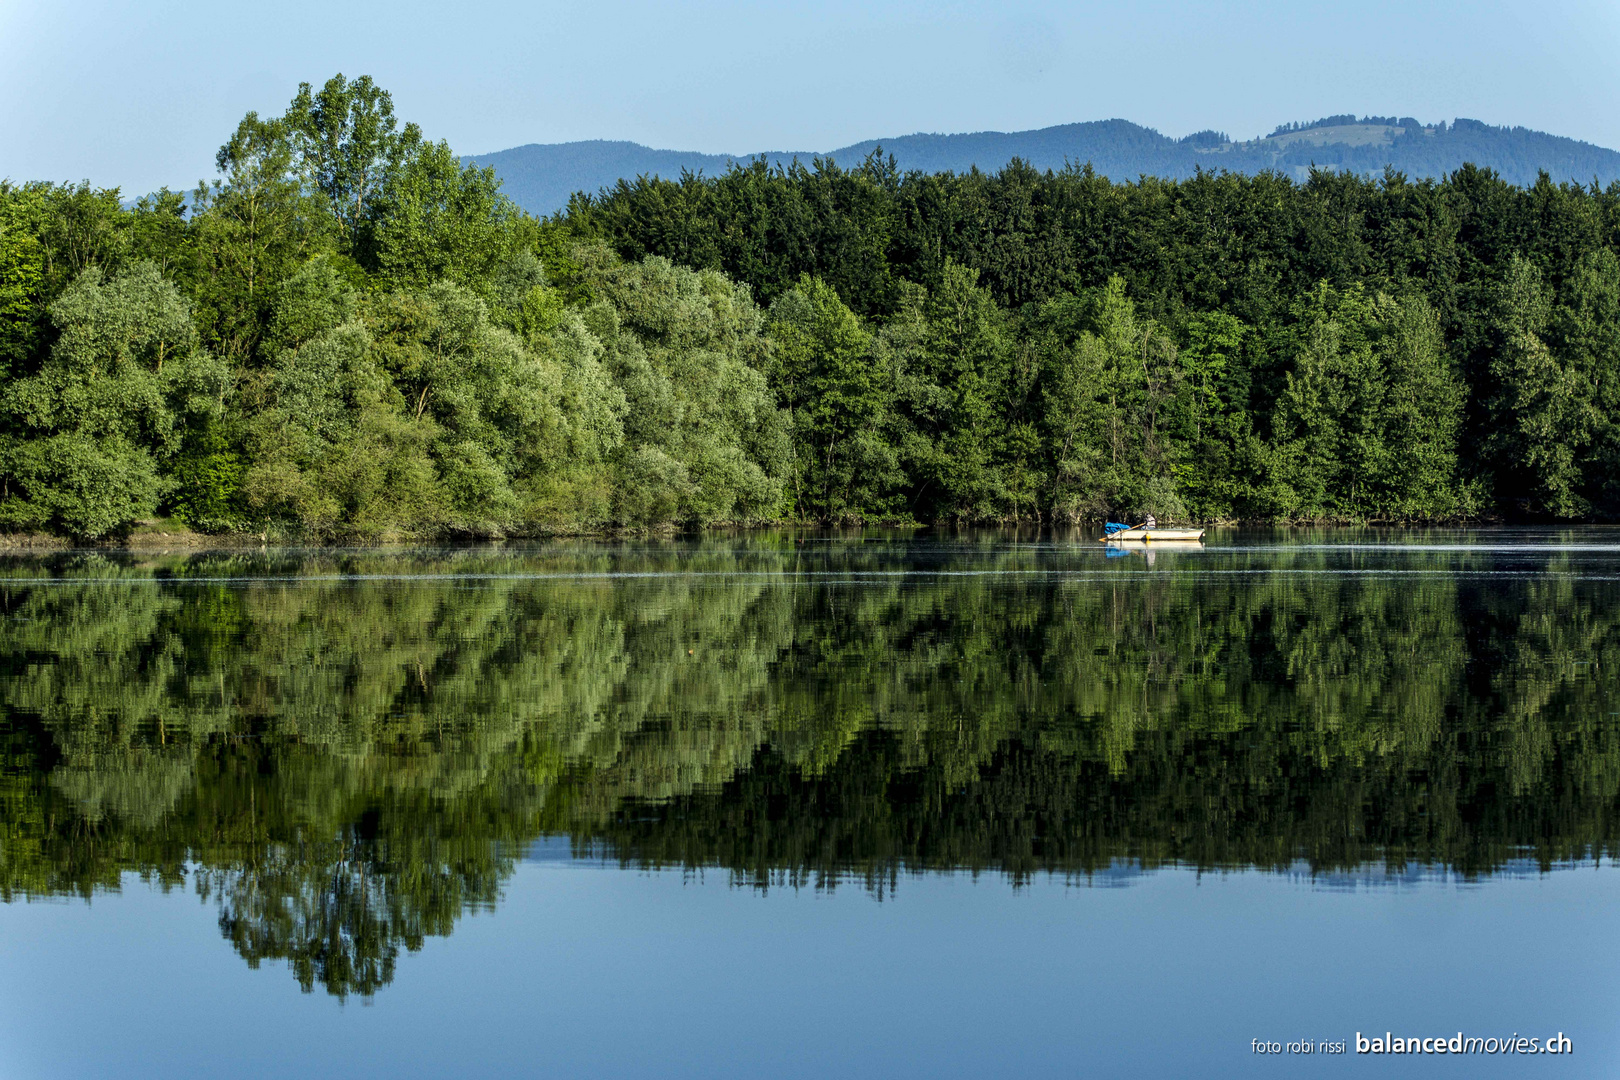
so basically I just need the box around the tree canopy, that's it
[3,75,1618,538]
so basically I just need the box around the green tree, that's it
[0,183,49,381]
[368,141,535,289]
[0,263,228,537]
[237,264,437,534]
[285,73,422,243]
[767,276,899,521]
[579,251,789,525]
[1035,277,1184,521]
[1545,249,1620,515]
[1172,310,1259,516]
[1269,286,1465,519]
[889,262,1021,520]
[1486,257,1591,517]
[191,113,327,363]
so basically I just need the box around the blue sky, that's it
[4,0,1619,195]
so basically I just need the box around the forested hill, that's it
[469,116,1620,215]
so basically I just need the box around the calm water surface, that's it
[2,529,1617,1077]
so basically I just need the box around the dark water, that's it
[2,529,1617,1077]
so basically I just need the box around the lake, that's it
[1,529,1616,1077]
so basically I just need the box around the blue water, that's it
[2,532,1618,1076]
[3,862,1615,1078]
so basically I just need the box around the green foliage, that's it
[894,262,1022,519]
[1031,277,1187,520]
[285,73,422,241]
[1267,287,1468,519]
[767,275,899,521]
[191,112,328,362]
[35,182,131,289]
[368,141,537,290]
[4,74,1618,535]
[0,183,50,381]
[0,263,227,537]
[581,155,1620,521]
[1483,253,1619,517]
[580,252,789,524]
[166,429,245,530]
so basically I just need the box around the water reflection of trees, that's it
[2,539,1617,996]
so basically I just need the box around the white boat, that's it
[1099,526,1206,543]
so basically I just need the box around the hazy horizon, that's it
[4,0,1620,196]
[462,113,1620,160]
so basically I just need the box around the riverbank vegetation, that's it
[3,74,1618,538]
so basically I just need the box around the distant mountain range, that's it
[467,116,1620,216]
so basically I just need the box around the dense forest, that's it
[3,541,1617,994]
[3,74,1619,539]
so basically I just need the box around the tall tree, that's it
[285,74,422,244]
[191,113,326,363]
[1270,286,1465,519]
[1487,256,1591,517]
[767,275,899,520]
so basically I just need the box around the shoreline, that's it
[2,517,1615,554]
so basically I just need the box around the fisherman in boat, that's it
[1145,513,1157,529]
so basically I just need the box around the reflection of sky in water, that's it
[2,862,1615,1079]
